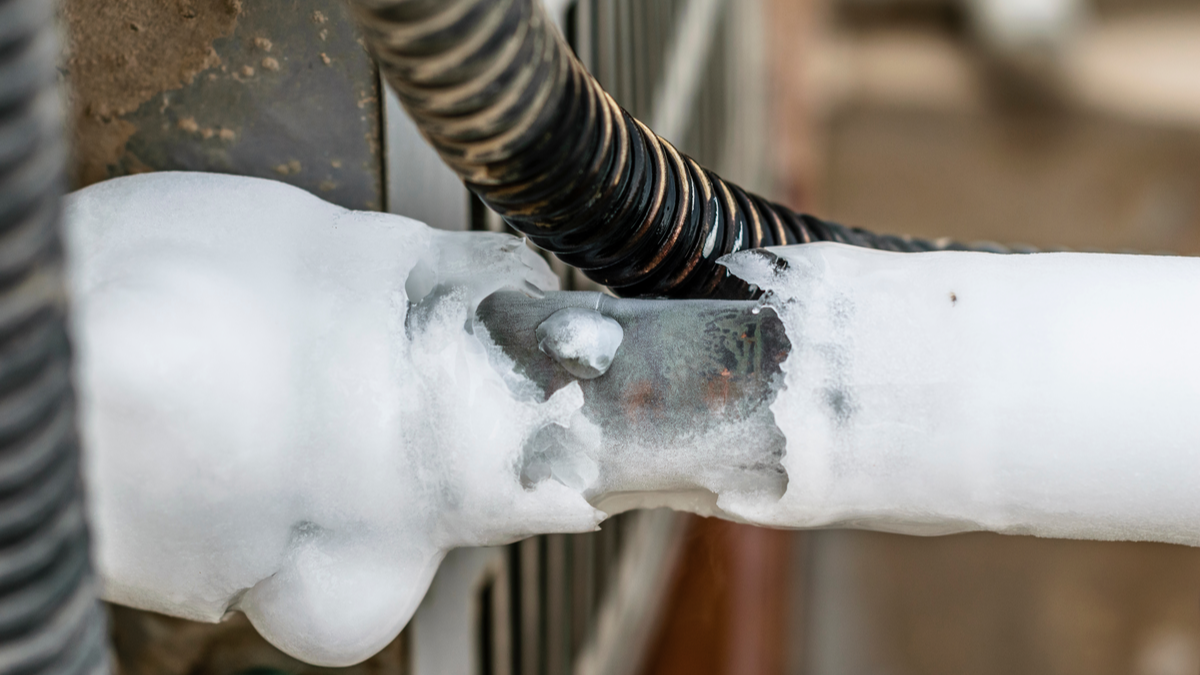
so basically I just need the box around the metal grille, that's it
[677,10,730,171]
[574,0,687,121]
[509,517,629,675]
[387,1,770,672]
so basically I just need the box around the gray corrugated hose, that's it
[0,0,109,672]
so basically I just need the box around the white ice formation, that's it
[66,173,600,666]
[66,172,1200,666]
[720,244,1200,544]
[536,307,624,379]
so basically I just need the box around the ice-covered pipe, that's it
[66,173,1200,666]
[721,245,1200,542]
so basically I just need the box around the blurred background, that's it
[764,1,1200,673]
[63,0,1200,673]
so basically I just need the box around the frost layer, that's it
[67,173,1200,666]
[66,173,601,667]
[721,244,1200,545]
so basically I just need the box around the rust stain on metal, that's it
[63,0,241,186]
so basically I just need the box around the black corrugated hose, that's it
[348,0,1016,299]
[0,0,109,672]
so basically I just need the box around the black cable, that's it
[349,0,1013,298]
[0,0,109,671]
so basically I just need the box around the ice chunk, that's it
[536,307,624,379]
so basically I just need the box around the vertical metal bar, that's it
[545,534,570,675]
[571,533,596,659]
[475,556,513,675]
[479,579,496,675]
[630,0,648,117]
[617,0,635,108]
[712,14,731,176]
[574,0,595,72]
[597,0,617,91]
[593,524,611,613]
[493,560,514,675]
[384,83,471,229]
[517,538,542,675]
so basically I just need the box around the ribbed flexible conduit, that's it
[0,0,109,671]
[348,0,1015,298]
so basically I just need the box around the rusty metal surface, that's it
[65,0,383,210]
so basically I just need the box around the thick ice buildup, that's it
[66,173,601,666]
[720,244,1200,545]
[536,307,624,379]
[67,171,1200,666]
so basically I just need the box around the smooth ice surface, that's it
[721,244,1200,545]
[66,173,601,666]
[536,307,624,379]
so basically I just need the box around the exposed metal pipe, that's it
[0,0,108,672]
[347,0,1014,299]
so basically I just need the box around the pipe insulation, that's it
[347,0,1017,299]
[0,0,108,672]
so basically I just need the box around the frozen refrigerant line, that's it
[67,173,1200,666]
